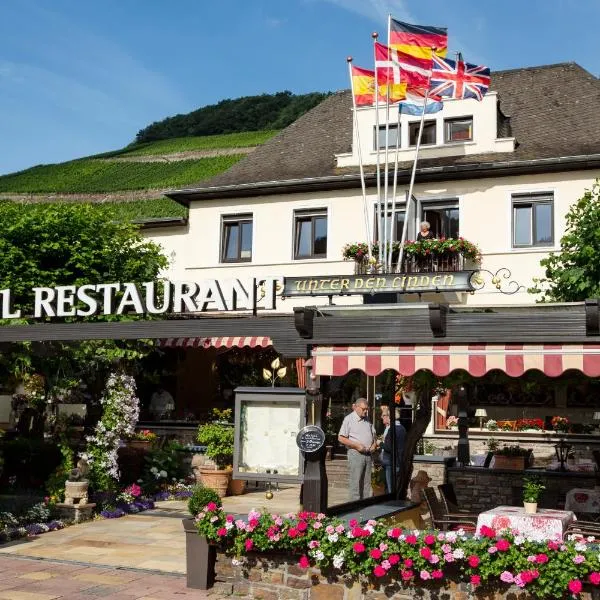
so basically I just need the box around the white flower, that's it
[332,553,344,569]
[452,548,465,559]
[327,533,339,543]
[159,470,167,478]
[314,551,324,561]
[514,535,525,545]
[575,542,587,552]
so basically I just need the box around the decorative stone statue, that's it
[191,453,206,483]
[64,458,90,505]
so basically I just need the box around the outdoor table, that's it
[476,505,576,541]
[565,488,600,514]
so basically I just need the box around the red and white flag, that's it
[375,41,433,90]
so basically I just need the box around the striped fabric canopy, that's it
[311,344,600,378]
[158,336,272,349]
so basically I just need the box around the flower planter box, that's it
[493,455,525,470]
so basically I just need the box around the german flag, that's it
[351,65,406,106]
[389,18,447,59]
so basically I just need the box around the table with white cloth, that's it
[565,488,600,514]
[476,505,576,541]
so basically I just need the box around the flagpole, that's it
[346,57,372,262]
[396,51,436,274]
[372,32,382,271]
[389,105,402,272]
[382,82,392,272]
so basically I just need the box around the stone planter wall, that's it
[212,551,598,599]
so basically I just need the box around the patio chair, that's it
[422,487,478,532]
[565,519,600,538]
[438,483,479,519]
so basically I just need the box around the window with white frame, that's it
[409,120,436,146]
[221,214,253,262]
[294,209,327,259]
[374,205,406,242]
[444,117,473,142]
[512,194,554,248]
[374,123,400,150]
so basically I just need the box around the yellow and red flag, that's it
[389,18,447,59]
[351,65,406,106]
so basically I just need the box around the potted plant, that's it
[493,445,530,470]
[522,476,545,513]
[551,416,570,433]
[446,416,459,430]
[516,418,545,432]
[196,409,234,498]
[128,429,158,450]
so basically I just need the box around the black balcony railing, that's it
[354,252,465,274]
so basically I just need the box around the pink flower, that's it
[420,570,431,581]
[353,542,365,553]
[312,521,322,529]
[349,519,358,528]
[226,514,234,523]
[424,534,436,545]
[217,527,227,537]
[432,570,443,579]
[335,524,345,534]
[373,565,386,578]
[401,569,413,581]
[514,574,525,588]
[388,554,400,565]
[388,527,402,539]
[468,555,480,568]
[441,543,452,554]
[298,555,310,569]
[308,540,320,549]
[535,553,549,564]
[429,554,440,564]
[589,572,600,585]
[471,575,481,586]
[500,571,514,583]
[379,543,388,551]
[444,553,454,563]
[573,554,585,564]
[488,546,498,554]
[325,525,335,534]
[244,539,253,551]
[404,558,413,568]
[420,547,432,560]
[568,580,583,594]
[297,521,308,532]
[405,534,418,545]
[370,549,382,559]
[547,540,559,550]
[381,560,391,570]
[496,539,510,551]
[206,502,217,512]
[288,528,298,538]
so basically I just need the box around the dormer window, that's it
[409,121,436,146]
[444,117,473,142]
[374,124,400,150]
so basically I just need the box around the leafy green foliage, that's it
[115,131,278,157]
[188,485,222,516]
[196,409,234,470]
[139,441,189,493]
[0,156,243,193]
[109,198,188,221]
[135,91,329,142]
[522,476,545,502]
[44,438,75,502]
[529,180,600,301]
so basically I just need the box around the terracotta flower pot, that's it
[200,467,232,498]
[228,478,246,496]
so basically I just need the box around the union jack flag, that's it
[429,55,490,101]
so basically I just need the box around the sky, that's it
[1,0,598,176]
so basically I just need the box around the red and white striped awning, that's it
[312,344,600,378]
[158,336,272,349]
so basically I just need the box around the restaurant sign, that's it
[282,271,476,298]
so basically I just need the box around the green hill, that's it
[0,90,330,224]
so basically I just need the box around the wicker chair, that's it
[438,483,479,519]
[422,487,478,531]
[565,519,600,538]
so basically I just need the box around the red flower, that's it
[568,580,583,594]
[471,575,481,586]
[468,555,480,568]
[349,519,358,527]
[432,570,443,579]
[480,525,496,538]
[388,527,402,539]
[535,553,549,564]
[206,502,217,512]
[424,534,436,545]
[388,554,400,565]
[405,534,418,545]
[370,549,382,559]
[248,518,259,529]
[244,539,253,551]
[547,541,559,551]
[404,558,413,568]
[298,555,310,569]
[496,539,510,551]
[217,527,227,537]
[373,565,386,577]
[401,569,414,581]
[420,547,432,560]
[297,521,308,532]
[353,542,365,553]
[589,572,600,586]
[288,528,298,538]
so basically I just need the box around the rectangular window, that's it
[374,206,406,241]
[221,215,253,262]
[374,124,400,150]
[294,210,327,259]
[512,194,554,247]
[422,201,459,239]
[444,117,473,142]
[409,120,436,146]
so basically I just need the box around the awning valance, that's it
[311,344,600,378]
[158,336,272,349]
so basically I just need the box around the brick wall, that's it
[212,551,597,599]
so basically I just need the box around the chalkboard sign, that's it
[296,425,325,453]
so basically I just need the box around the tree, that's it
[0,201,168,402]
[529,180,600,302]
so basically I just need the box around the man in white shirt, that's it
[338,398,377,501]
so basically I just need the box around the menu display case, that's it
[233,387,306,483]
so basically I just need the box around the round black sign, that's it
[296,425,326,453]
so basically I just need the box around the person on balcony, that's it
[417,221,436,241]
[338,398,378,501]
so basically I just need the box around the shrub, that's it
[188,485,221,517]
[196,409,234,470]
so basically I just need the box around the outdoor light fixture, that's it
[474,408,487,430]
[555,439,572,472]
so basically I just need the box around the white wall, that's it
[144,169,598,312]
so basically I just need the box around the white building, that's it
[145,62,600,312]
